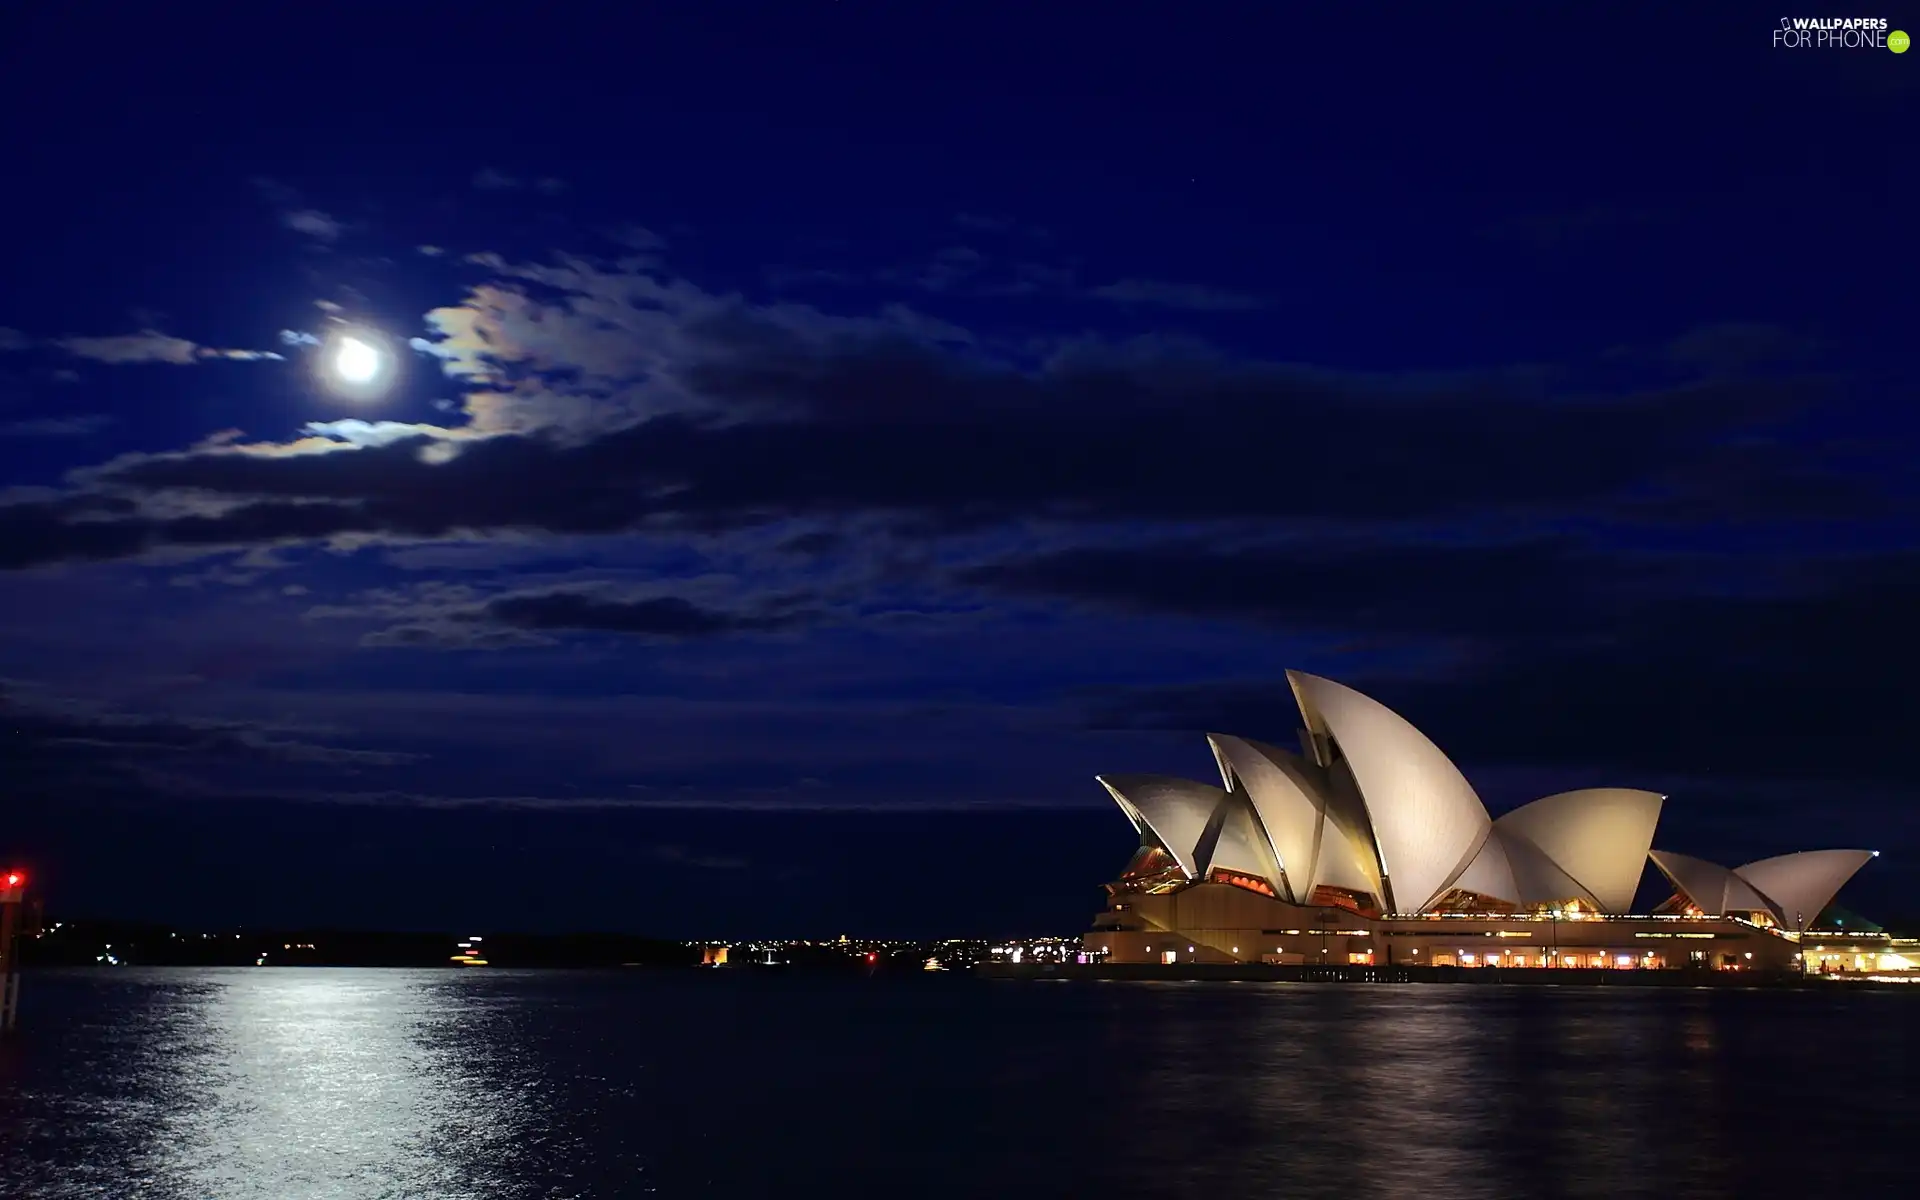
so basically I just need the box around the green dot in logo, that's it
[1892,29,1912,53]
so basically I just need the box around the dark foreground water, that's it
[0,969,1913,1198]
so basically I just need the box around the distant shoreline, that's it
[21,962,1920,993]
[18,920,1011,972]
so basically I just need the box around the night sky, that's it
[2,6,1914,937]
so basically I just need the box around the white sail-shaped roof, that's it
[1207,732,1390,906]
[1287,670,1492,914]
[1446,833,1521,906]
[1649,850,1775,917]
[1207,734,1325,903]
[1097,774,1224,879]
[1315,758,1388,903]
[1497,827,1598,908]
[1198,791,1287,894]
[1311,815,1386,900]
[1093,672,1889,930]
[1734,850,1876,933]
[1437,818,1645,913]
[1494,788,1664,914]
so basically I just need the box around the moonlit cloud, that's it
[250,178,347,245]
[282,208,343,241]
[56,330,200,364]
[202,348,285,362]
[300,419,458,449]
[54,330,196,362]
[399,251,960,437]
[51,330,283,365]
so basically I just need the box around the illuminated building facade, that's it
[1082,671,1886,974]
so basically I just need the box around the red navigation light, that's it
[865,952,877,964]
[3,870,22,889]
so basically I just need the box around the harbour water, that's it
[0,968,1912,1197]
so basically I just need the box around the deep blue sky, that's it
[2,5,1914,936]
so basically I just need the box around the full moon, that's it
[319,328,398,400]
[333,336,380,384]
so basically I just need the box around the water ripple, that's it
[0,970,1911,1198]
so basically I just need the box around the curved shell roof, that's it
[1199,791,1287,894]
[1446,832,1520,907]
[1649,850,1779,917]
[1286,670,1490,914]
[1097,672,1878,923]
[1734,850,1876,933]
[1096,774,1224,879]
[1494,828,1598,909]
[1495,788,1664,913]
[1206,734,1325,903]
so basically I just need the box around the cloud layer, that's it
[1,222,1912,923]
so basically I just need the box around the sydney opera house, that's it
[1082,671,1891,974]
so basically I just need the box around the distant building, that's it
[1083,671,1890,974]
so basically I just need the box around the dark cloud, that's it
[362,622,552,651]
[1082,549,1920,788]
[0,495,377,570]
[1080,677,1296,738]
[777,529,845,557]
[961,538,1604,637]
[1480,203,1662,250]
[475,591,803,638]
[1085,279,1265,311]
[1619,437,1897,526]
[1,684,422,804]
[473,168,568,195]
[1665,323,1824,376]
[1395,551,1920,782]
[0,413,114,438]
[647,843,749,871]
[0,334,1843,571]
